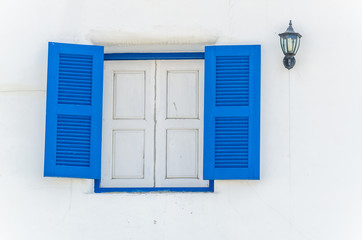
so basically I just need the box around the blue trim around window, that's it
[104,52,205,60]
[94,180,214,193]
[95,52,213,193]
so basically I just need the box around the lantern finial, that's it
[285,20,296,33]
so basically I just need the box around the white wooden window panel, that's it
[101,61,155,188]
[155,60,208,187]
[101,60,208,188]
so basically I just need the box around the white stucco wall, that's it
[1,0,362,239]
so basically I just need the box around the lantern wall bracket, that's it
[283,55,296,70]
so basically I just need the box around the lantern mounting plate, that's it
[283,55,296,70]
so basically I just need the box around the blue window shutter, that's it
[204,45,260,180]
[44,42,104,179]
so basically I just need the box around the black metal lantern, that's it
[279,20,302,70]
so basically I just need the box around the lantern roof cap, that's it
[279,20,302,38]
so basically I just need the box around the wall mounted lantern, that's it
[279,20,302,70]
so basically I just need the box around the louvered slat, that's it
[216,56,249,106]
[215,117,249,168]
[55,115,91,167]
[58,53,93,105]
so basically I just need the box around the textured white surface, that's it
[1,0,362,239]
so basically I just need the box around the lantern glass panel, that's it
[286,35,298,54]
[294,37,301,55]
[280,37,288,55]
